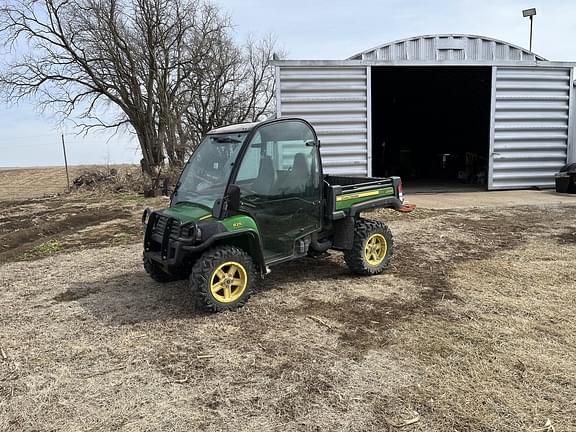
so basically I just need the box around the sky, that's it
[1,0,575,167]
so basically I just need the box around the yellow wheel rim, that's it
[210,261,248,303]
[364,233,387,266]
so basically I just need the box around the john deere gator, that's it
[143,118,410,312]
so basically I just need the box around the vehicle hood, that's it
[159,202,213,224]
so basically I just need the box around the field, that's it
[0,165,138,200]
[1,169,575,431]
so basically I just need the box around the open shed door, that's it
[489,66,572,189]
[276,66,370,176]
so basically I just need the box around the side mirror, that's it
[212,199,223,219]
[227,184,241,212]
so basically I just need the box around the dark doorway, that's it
[371,66,492,191]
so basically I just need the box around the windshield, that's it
[173,132,248,209]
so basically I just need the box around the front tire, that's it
[344,218,394,275]
[190,246,256,312]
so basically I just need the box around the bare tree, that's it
[0,0,279,178]
[183,35,279,144]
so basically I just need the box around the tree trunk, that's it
[136,126,163,180]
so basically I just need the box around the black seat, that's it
[252,155,276,195]
[278,153,309,194]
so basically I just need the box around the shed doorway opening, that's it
[371,66,492,192]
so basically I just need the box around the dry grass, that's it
[0,193,575,431]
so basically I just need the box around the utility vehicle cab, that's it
[143,118,407,312]
[174,118,323,263]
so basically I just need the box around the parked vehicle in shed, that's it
[554,163,576,194]
[143,118,412,312]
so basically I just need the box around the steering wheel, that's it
[189,170,216,186]
[239,186,262,202]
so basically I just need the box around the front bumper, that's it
[143,211,225,270]
[143,211,198,270]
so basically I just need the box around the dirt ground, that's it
[409,189,576,209]
[0,193,167,264]
[1,189,575,431]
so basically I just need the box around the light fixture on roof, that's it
[522,8,536,52]
[522,8,536,17]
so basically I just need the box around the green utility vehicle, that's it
[143,118,409,312]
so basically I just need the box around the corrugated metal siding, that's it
[278,67,369,176]
[490,67,570,189]
[350,34,546,62]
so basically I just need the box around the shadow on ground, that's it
[52,256,351,325]
[53,270,195,324]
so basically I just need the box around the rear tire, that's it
[190,246,256,312]
[344,218,393,275]
[144,256,178,283]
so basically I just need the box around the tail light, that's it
[398,181,404,202]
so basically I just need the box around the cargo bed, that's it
[324,175,403,220]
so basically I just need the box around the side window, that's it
[262,122,316,196]
[234,121,318,197]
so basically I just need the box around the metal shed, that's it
[274,34,576,190]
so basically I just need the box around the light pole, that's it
[522,8,536,52]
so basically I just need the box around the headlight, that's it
[142,208,151,225]
[181,224,195,238]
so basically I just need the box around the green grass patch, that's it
[23,240,63,259]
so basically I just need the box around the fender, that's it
[183,229,266,276]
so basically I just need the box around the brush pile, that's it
[72,167,143,193]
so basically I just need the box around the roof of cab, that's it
[208,121,261,135]
[207,117,311,135]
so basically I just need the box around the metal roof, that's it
[348,34,547,62]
